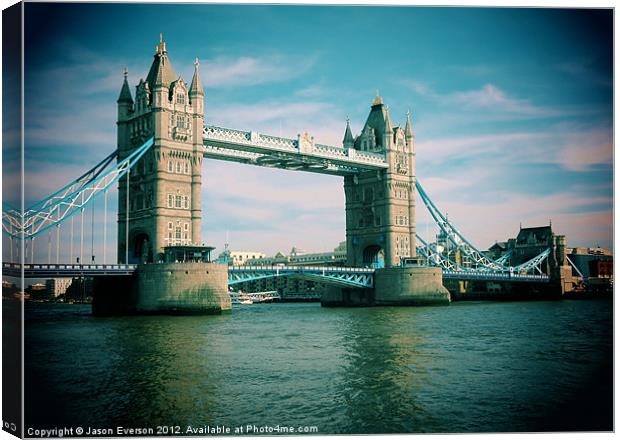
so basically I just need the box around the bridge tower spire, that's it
[344,95,417,268]
[116,35,204,263]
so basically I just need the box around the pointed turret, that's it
[384,105,393,132]
[405,110,414,151]
[117,68,133,104]
[405,110,413,139]
[357,92,393,150]
[117,68,133,121]
[145,33,178,91]
[189,58,204,97]
[343,118,354,149]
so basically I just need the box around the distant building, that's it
[505,225,567,277]
[215,250,266,266]
[2,281,19,298]
[487,242,508,260]
[245,241,347,267]
[567,246,613,278]
[26,283,48,300]
[233,242,348,300]
[46,278,73,297]
[65,278,94,302]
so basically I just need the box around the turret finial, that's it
[156,32,167,54]
[123,67,128,79]
[194,57,200,68]
[372,89,383,106]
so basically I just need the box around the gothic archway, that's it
[363,245,385,268]
[131,233,152,264]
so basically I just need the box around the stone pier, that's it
[373,266,450,306]
[321,266,450,307]
[92,262,231,316]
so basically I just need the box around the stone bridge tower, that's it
[117,35,204,263]
[344,94,417,268]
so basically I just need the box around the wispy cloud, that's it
[203,53,318,88]
[402,79,562,118]
[417,187,613,249]
[451,84,555,116]
[417,123,612,172]
[209,99,347,146]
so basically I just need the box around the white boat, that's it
[229,290,254,305]
[229,290,279,305]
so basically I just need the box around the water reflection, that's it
[24,301,612,433]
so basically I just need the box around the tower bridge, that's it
[3,36,569,314]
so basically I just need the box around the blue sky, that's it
[14,4,613,262]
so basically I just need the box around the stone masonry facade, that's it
[117,35,204,263]
[344,95,417,268]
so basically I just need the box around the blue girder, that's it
[228,265,375,288]
[415,180,551,275]
[3,138,154,239]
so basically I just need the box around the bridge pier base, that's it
[321,267,450,307]
[373,267,450,306]
[93,262,231,316]
[321,286,374,307]
[135,263,231,314]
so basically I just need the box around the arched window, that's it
[167,161,173,172]
[176,162,181,173]
[184,162,189,174]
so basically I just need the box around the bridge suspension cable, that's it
[2,137,154,241]
[415,180,551,275]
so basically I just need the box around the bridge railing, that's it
[203,125,388,169]
[3,262,138,271]
[442,270,549,282]
[229,265,375,273]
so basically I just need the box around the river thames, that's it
[24,299,612,434]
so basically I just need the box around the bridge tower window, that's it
[175,195,183,208]
[176,162,181,173]
[167,194,173,208]
[184,162,189,174]
[176,93,185,105]
[167,161,173,172]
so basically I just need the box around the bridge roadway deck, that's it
[203,125,388,176]
[3,262,550,284]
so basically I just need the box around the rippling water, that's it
[24,300,612,434]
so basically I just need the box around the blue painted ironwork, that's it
[203,125,388,176]
[442,270,549,283]
[228,265,375,288]
[2,138,154,240]
[415,180,551,275]
[494,250,513,266]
